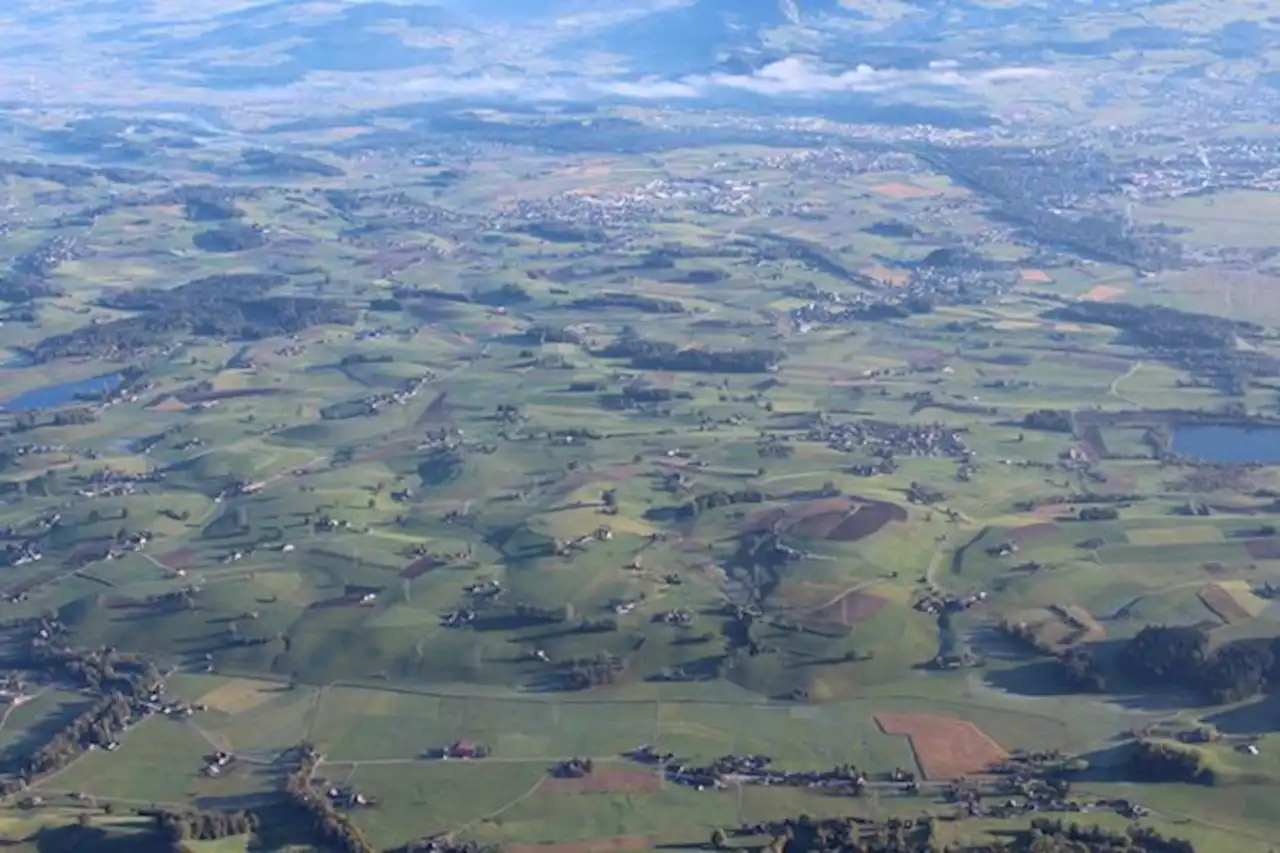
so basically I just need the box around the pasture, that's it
[1,77,1279,853]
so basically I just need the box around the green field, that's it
[1,11,1280,848]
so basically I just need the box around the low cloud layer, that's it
[392,56,1052,102]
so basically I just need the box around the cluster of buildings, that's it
[421,740,490,760]
[807,419,971,461]
[201,750,235,777]
[913,589,987,616]
[75,466,163,499]
[631,748,893,795]
[491,176,764,230]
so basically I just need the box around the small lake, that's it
[1,350,33,369]
[0,373,122,412]
[1171,424,1280,464]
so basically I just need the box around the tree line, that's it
[31,272,354,362]
[1004,622,1280,706]
[715,812,1195,852]
[1044,301,1260,352]
[674,489,767,521]
[1118,625,1280,704]
[144,807,258,844]
[598,332,783,374]
[1127,740,1217,786]
[281,743,378,853]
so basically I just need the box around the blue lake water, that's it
[1171,424,1280,464]
[1,373,122,412]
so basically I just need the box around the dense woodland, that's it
[1045,301,1260,351]
[1118,625,1280,703]
[916,146,1179,269]
[282,743,378,853]
[598,335,783,374]
[1126,740,1217,786]
[716,814,1194,853]
[30,272,354,361]
[1004,622,1280,706]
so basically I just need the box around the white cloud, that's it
[684,56,1051,97]
[377,54,1052,105]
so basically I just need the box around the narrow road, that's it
[0,687,46,735]
[1109,360,1143,407]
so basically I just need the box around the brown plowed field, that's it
[1199,583,1251,624]
[875,712,1007,779]
[789,510,850,540]
[828,502,906,541]
[1245,539,1280,560]
[869,181,936,199]
[156,549,198,570]
[399,555,447,579]
[509,838,650,853]
[1081,285,1125,302]
[740,506,789,533]
[543,767,661,794]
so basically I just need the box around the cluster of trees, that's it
[240,147,342,178]
[518,222,607,243]
[1119,625,1280,704]
[996,622,1106,692]
[14,235,82,277]
[1045,302,1258,352]
[1076,507,1119,521]
[1056,646,1107,693]
[569,293,684,314]
[192,222,267,253]
[22,639,160,694]
[391,286,473,304]
[388,283,531,309]
[918,145,1177,269]
[1023,819,1194,853]
[0,272,64,302]
[1005,622,1280,705]
[525,325,585,345]
[98,272,278,308]
[675,489,767,521]
[32,273,354,362]
[282,744,376,853]
[473,284,532,307]
[725,813,1195,853]
[1022,409,1075,433]
[757,233,877,288]
[598,334,783,374]
[0,158,152,186]
[557,653,627,691]
[511,603,570,626]
[600,385,693,410]
[7,407,98,434]
[1128,739,1217,786]
[148,808,258,844]
[167,186,245,222]
[0,691,133,790]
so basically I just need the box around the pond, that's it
[1,350,33,369]
[0,372,122,412]
[1170,424,1280,464]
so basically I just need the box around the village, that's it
[806,418,972,461]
